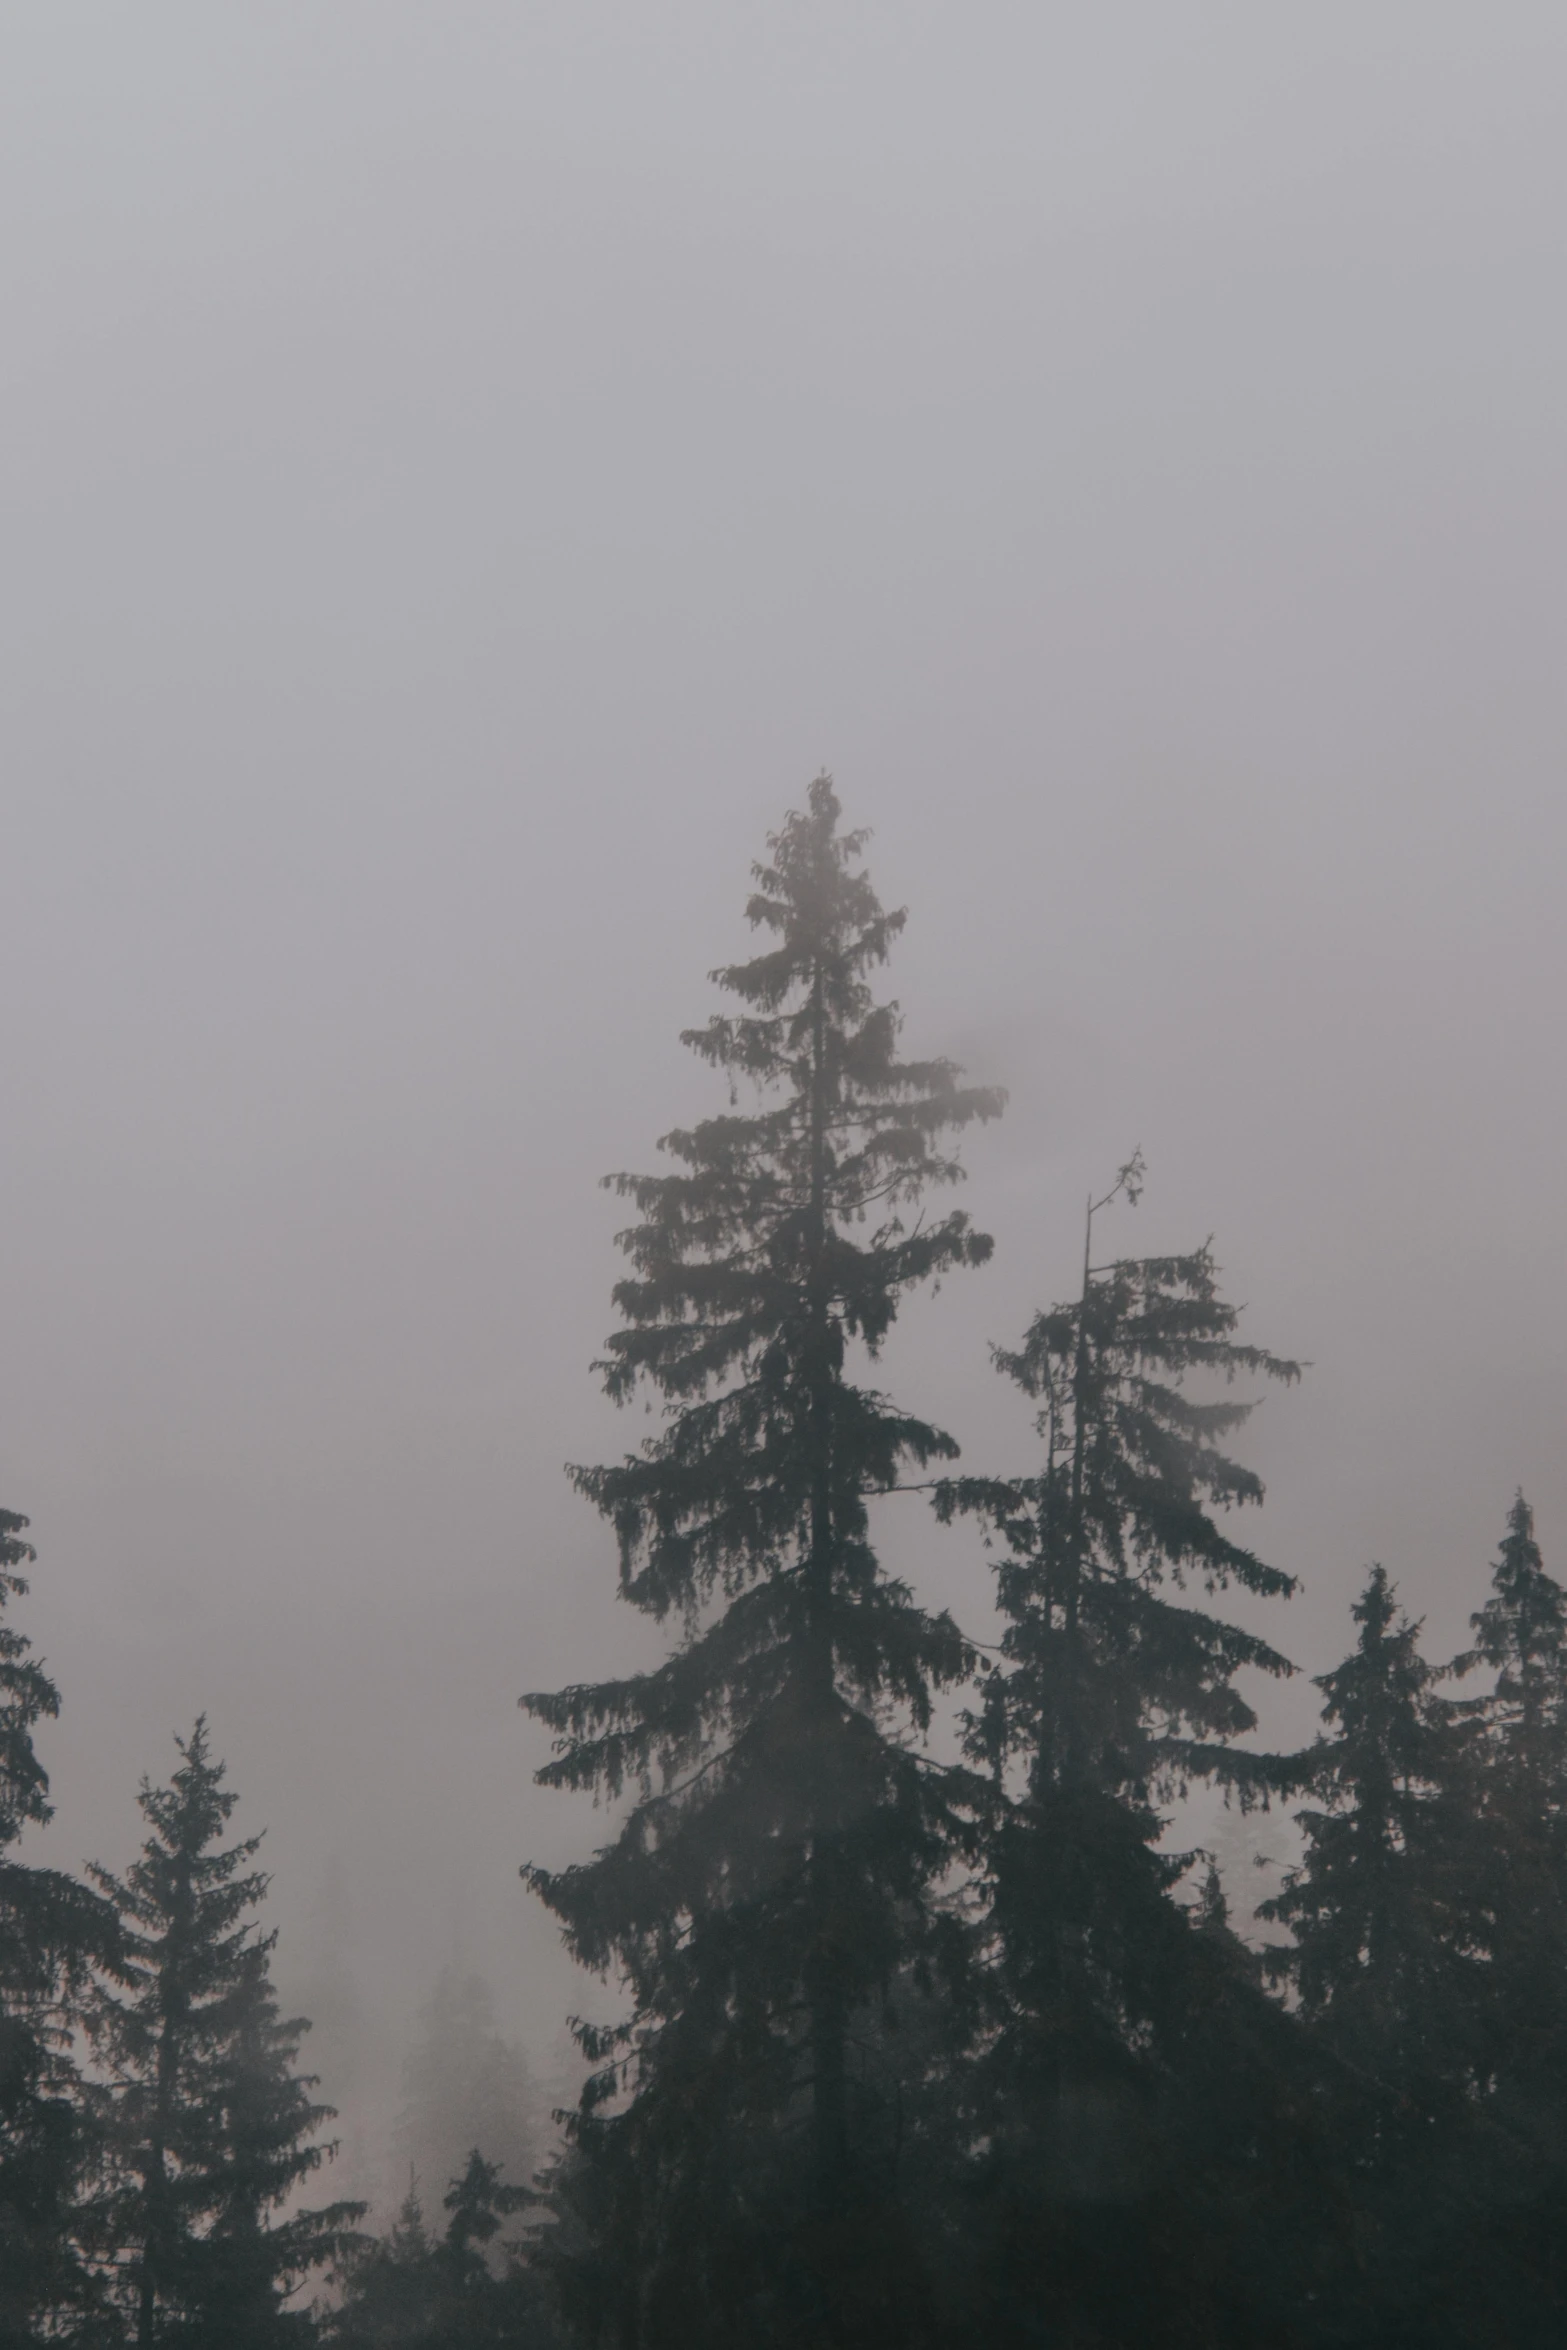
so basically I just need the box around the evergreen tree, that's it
[1462,1493,1567,1796]
[432,2152,553,2347]
[330,2155,558,2349]
[0,1505,117,2345]
[327,2179,440,2350]
[943,1162,1300,1808]
[1262,1568,1494,2345]
[933,1174,1312,2345]
[523,776,1003,2346]
[1451,1496,1567,2325]
[83,1720,361,2346]
[1262,1568,1474,2053]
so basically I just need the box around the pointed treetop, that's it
[1461,1492,1567,1785]
[673,770,1003,1144]
[724,771,904,998]
[129,1714,265,1887]
[1319,1562,1441,1728]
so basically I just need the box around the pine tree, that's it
[83,1720,362,2345]
[431,2152,553,2347]
[1462,1493,1567,1797]
[1262,1568,1493,2344]
[523,776,1003,2346]
[1451,1497,1567,2325]
[1262,1568,1475,2059]
[330,2153,557,2350]
[0,1505,117,2344]
[327,2179,440,2350]
[933,1174,1311,2345]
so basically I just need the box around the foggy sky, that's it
[5,5,1566,2207]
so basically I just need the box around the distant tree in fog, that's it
[394,1968,540,2216]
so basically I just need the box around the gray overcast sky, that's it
[4,4,1565,2201]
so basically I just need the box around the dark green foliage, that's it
[329,2156,558,2350]
[934,1176,1312,2344]
[0,1506,118,2346]
[523,776,1003,2345]
[83,1721,361,2345]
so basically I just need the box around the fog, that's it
[4,5,1565,2214]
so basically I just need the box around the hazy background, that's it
[4,4,1565,2210]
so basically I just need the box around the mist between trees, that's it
[4,777,1565,2348]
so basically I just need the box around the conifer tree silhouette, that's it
[934,1177,1308,2344]
[1264,1568,1493,2344]
[524,777,1002,2345]
[84,1721,361,2345]
[0,1505,116,2341]
[330,2153,556,2348]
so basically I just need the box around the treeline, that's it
[3,777,1566,2346]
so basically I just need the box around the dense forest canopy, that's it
[4,781,1564,2347]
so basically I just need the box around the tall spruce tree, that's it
[933,1175,1312,2345]
[0,1505,117,2345]
[523,776,1003,2347]
[83,1720,361,2346]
